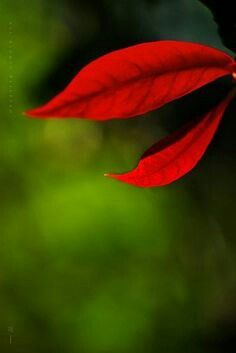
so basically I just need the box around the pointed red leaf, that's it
[106,91,235,187]
[26,41,235,120]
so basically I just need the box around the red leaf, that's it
[106,91,235,187]
[26,41,234,120]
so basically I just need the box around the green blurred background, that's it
[1,1,235,352]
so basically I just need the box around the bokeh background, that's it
[1,0,236,352]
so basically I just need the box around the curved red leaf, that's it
[106,91,235,187]
[26,41,235,120]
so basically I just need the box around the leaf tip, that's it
[104,173,117,179]
[24,105,53,119]
[104,172,123,182]
[23,108,39,118]
[104,171,135,186]
[23,109,41,119]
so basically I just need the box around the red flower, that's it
[26,41,236,187]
